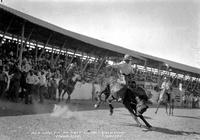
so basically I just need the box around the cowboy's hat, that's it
[123,54,132,61]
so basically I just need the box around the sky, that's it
[1,0,200,68]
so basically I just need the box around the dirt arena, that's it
[0,99,199,140]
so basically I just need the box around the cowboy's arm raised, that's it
[106,61,124,69]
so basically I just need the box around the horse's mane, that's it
[135,86,148,101]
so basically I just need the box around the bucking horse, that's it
[94,75,152,128]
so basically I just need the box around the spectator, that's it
[26,70,39,104]
[38,70,47,103]
[0,65,8,98]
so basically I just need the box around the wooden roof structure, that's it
[0,4,200,77]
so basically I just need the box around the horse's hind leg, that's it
[108,103,114,115]
[165,102,169,115]
[58,88,62,102]
[123,102,142,127]
[171,100,174,116]
[138,115,152,128]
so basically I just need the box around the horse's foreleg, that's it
[66,94,71,103]
[155,101,161,114]
[66,91,71,103]
[107,96,114,115]
[165,103,169,115]
[62,90,67,101]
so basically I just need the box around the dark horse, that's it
[7,64,22,102]
[58,73,81,102]
[95,77,152,128]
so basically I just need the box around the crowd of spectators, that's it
[0,39,108,104]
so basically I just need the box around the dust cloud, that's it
[50,104,84,120]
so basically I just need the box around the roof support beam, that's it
[81,55,90,76]
[50,45,55,67]
[38,32,53,59]
[18,20,25,68]
[0,16,14,46]
[95,57,107,77]
[23,28,34,47]
[18,25,34,64]
[35,41,38,62]
[192,78,199,91]
[16,35,20,58]
[186,78,192,90]
[54,40,66,65]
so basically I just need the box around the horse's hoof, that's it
[109,110,113,116]
[137,124,142,127]
[94,104,99,108]
[147,126,154,130]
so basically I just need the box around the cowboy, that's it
[109,54,135,85]
[159,76,171,102]
[63,59,78,86]
[107,54,136,101]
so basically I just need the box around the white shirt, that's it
[39,74,47,86]
[161,81,171,90]
[111,61,134,75]
[26,74,39,85]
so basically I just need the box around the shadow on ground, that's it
[142,126,200,136]
[121,113,152,119]
[174,115,200,120]
[121,122,200,136]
